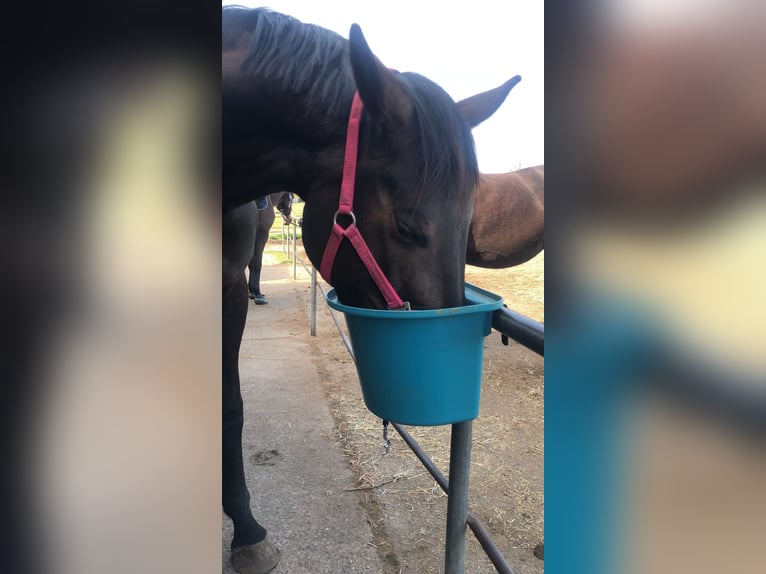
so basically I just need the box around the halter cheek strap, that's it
[319,92,409,310]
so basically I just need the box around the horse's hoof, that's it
[254,296,268,305]
[231,536,281,574]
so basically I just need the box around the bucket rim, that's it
[325,282,503,318]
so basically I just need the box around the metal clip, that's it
[382,420,391,455]
[500,303,509,345]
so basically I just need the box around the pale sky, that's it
[222,1,544,173]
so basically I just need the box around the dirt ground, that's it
[261,222,544,574]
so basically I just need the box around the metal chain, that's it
[382,419,391,454]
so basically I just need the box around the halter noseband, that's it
[319,92,410,310]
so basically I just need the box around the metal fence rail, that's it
[493,307,544,356]
[281,218,543,574]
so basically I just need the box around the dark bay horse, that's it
[223,6,518,573]
[467,165,544,268]
[247,192,292,304]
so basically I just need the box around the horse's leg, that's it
[223,275,280,573]
[247,210,259,301]
[222,274,261,540]
[246,248,259,301]
[248,226,269,305]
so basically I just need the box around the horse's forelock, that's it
[396,73,479,212]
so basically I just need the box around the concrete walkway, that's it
[222,261,383,573]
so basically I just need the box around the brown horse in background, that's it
[467,165,544,268]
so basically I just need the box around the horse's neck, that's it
[495,167,544,202]
[223,12,356,211]
[478,169,545,217]
[517,167,544,206]
[223,81,351,210]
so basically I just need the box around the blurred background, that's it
[1,4,221,574]
[550,1,766,573]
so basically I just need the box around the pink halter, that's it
[319,92,409,310]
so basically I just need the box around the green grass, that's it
[269,231,301,241]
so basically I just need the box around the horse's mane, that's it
[223,7,354,123]
[223,6,478,208]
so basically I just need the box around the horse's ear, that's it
[457,75,522,128]
[348,24,414,129]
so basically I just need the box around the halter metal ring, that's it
[333,210,356,227]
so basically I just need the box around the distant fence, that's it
[282,217,543,574]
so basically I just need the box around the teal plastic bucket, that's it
[325,283,503,426]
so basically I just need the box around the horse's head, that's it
[302,25,520,310]
[273,192,293,224]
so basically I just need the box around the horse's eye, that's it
[395,217,428,247]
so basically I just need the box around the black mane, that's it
[223,7,355,125]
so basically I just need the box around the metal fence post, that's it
[444,420,473,574]
[286,221,291,259]
[292,222,297,279]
